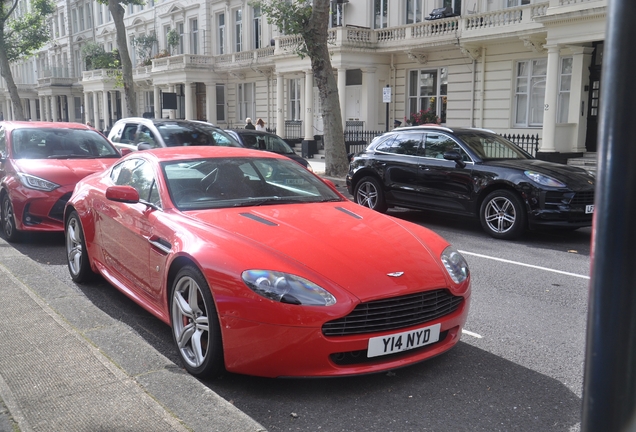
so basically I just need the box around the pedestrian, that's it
[255,118,266,131]
[244,117,255,130]
[86,121,93,128]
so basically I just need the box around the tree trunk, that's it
[0,32,25,121]
[305,0,349,177]
[109,0,137,118]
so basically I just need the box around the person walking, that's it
[244,118,255,129]
[255,118,266,131]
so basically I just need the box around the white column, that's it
[120,90,127,120]
[206,84,217,123]
[304,70,314,140]
[51,96,59,122]
[39,97,45,121]
[184,83,194,120]
[153,86,161,119]
[92,92,99,129]
[276,73,284,136]
[168,85,176,119]
[102,91,110,131]
[540,44,559,153]
[83,93,90,123]
[6,100,12,121]
[67,95,75,122]
[29,99,37,121]
[338,68,347,129]
[109,91,116,122]
[361,68,377,129]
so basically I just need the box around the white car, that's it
[107,118,241,153]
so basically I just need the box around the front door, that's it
[585,42,603,152]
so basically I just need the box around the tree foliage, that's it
[132,33,157,66]
[251,0,349,177]
[0,0,55,120]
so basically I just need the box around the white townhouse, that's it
[0,0,606,161]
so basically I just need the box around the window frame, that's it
[407,67,448,124]
[513,58,547,128]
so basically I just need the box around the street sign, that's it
[383,86,392,103]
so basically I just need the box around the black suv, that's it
[225,129,311,171]
[108,118,240,152]
[347,125,595,239]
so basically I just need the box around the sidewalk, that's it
[0,238,266,432]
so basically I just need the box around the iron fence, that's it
[500,133,540,157]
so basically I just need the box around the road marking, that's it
[459,250,590,280]
[462,329,482,338]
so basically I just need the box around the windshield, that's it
[163,157,342,210]
[11,128,120,159]
[455,130,532,160]
[156,123,241,148]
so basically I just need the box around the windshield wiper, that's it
[47,154,94,159]
[234,197,303,207]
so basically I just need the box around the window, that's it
[54,15,59,37]
[86,4,92,29]
[144,91,154,114]
[289,79,301,120]
[375,132,423,155]
[190,19,198,54]
[514,59,547,127]
[407,68,448,124]
[374,0,388,29]
[330,2,343,28]
[111,159,160,207]
[98,5,103,25]
[235,9,243,52]
[74,97,82,120]
[406,0,422,24]
[164,25,171,50]
[72,9,78,33]
[60,12,65,35]
[237,83,254,121]
[177,22,184,54]
[218,13,225,55]
[253,7,262,49]
[443,0,462,14]
[216,84,226,121]
[506,0,530,6]
[557,57,573,124]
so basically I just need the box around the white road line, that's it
[462,329,482,338]
[459,250,590,280]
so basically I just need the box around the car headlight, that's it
[17,173,60,191]
[440,246,469,284]
[242,270,337,306]
[524,171,566,188]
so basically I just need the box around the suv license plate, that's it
[367,323,441,358]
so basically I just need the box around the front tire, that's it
[1,194,20,242]
[65,210,96,283]
[354,176,387,212]
[170,265,224,378]
[479,190,527,240]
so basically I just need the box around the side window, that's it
[376,132,423,155]
[121,125,138,143]
[135,126,158,147]
[423,133,470,161]
[241,134,258,149]
[111,159,161,207]
[0,126,6,157]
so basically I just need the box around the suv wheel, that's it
[354,176,387,213]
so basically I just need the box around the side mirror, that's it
[105,185,140,204]
[443,150,466,168]
[137,143,154,151]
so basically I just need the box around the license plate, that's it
[367,323,441,358]
[586,205,594,214]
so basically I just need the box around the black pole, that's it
[581,0,636,429]
[385,85,390,132]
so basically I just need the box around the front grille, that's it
[48,192,72,221]
[322,289,464,337]
[570,191,595,207]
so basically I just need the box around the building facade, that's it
[0,0,607,159]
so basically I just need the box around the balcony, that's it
[38,67,77,87]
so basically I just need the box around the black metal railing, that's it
[500,133,540,157]
[284,120,303,139]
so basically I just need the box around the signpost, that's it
[383,85,391,132]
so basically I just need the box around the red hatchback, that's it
[0,121,122,241]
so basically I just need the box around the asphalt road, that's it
[8,209,591,432]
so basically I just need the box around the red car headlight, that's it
[17,173,60,192]
[242,270,337,306]
[440,246,470,284]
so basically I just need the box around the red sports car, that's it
[0,121,123,242]
[64,146,471,378]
